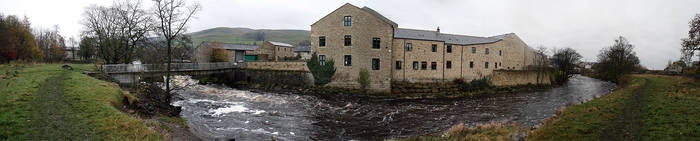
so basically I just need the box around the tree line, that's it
[80,0,199,65]
[0,14,71,63]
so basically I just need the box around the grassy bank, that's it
[395,122,524,141]
[0,64,162,140]
[529,75,700,140]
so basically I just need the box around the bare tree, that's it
[81,0,151,64]
[594,36,639,83]
[551,47,582,83]
[532,46,550,84]
[682,13,700,63]
[152,0,200,94]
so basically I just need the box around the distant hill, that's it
[187,27,310,47]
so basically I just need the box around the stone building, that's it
[294,46,311,60]
[255,41,295,61]
[311,3,539,92]
[195,41,258,63]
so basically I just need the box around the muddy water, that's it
[171,75,615,140]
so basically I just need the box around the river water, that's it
[170,75,615,140]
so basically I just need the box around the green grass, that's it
[395,122,523,141]
[161,116,189,129]
[529,75,700,140]
[0,64,162,140]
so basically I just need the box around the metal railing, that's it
[102,62,241,73]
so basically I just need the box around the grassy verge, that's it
[394,122,524,141]
[0,64,162,140]
[529,75,700,140]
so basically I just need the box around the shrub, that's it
[358,68,369,89]
[454,77,492,92]
[306,52,335,85]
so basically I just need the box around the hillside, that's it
[187,27,310,47]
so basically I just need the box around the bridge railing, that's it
[102,62,241,73]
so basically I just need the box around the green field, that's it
[188,27,310,47]
[529,75,700,140]
[0,64,162,140]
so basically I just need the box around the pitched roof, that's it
[294,46,311,52]
[202,42,259,51]
[394,28,508,45]
[311,3,398,28]
[360,6,398,28]
[268,41,293,47]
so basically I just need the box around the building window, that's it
[485,62,489,69]
[431,44,437,52]
[372,38,380,49]
[396,61,402,70]
[413,61,419,70]
[421,61,427,70]
[469,61,474,68]
[344,35,352,46]
[319,36,326,47]
[485,48,489,54]
[446,61,452,69]
[431,62,437,70]
[447,45,452,53]
[405,43,413,51]
[344,55,352,66]
[344,16,351,26]
[319,55,326,66]
[499,50,502,56]
[495,62,498,69]
[372,58,380,70]
[472,47,476,53]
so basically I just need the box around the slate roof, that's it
[394,28,510,45]
[268,41,293,47]
[293,46,311,52]
[202,42,258,51]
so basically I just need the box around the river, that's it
[170,75,616,140]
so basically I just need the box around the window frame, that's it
[405,43,413,51]
[485,48,489,54]
[469,61,474,68]
[395,61,402,70]
[421,61,427,70]
[344,35,352,46]
[413,61,419,70]
[485,62,489,69]
[319,55,326,66]
[372,38,381,49]
[344,55,352,66]
[472,47,476,54]
[447,45,453,53]
[319,36,326,47]
[431,44,437,52]
[431,62,437,70]
[343,16,352,26]
[446,61,452,69]
[371,58,380,70]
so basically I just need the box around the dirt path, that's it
[30,71,94,140]
[600,78,650,140]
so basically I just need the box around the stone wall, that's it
[491,70,552,86]
[391,81,458,96]
[311,3,394,92]
[236,69,313,88]
[245,61,309,71]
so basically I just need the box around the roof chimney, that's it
[436,26,440,33]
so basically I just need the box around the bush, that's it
[306,52,336,85]
[358,68,369,89]
[454,77,492,92]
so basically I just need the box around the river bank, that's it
[170,75,615,140]
[0,64,161,140]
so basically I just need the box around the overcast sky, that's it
[1,0,699,69]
